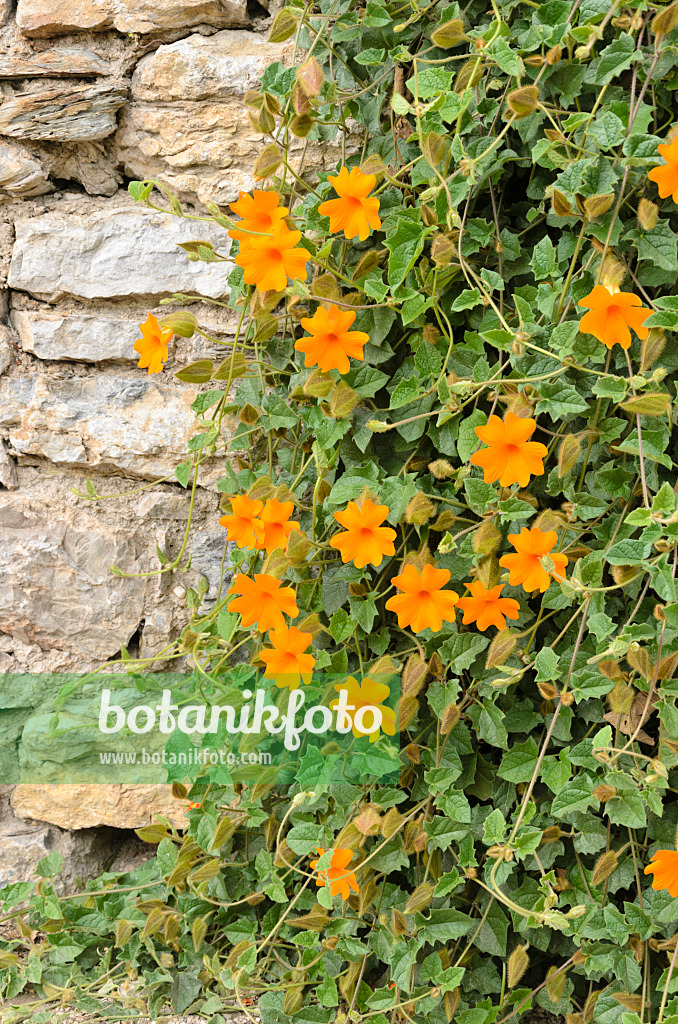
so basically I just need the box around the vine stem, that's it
[658,937,678,1023]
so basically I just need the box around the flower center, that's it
[360,527,374,537]
[326,332,340,345]
[265,247,284,264]
[418,590,432,601]
[347,195,363,210]
[505,443,520,454]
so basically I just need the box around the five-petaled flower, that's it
[295,304,368,374]
[134,313,173,375]
[219,495,265,549]
[235,221,309,292]
[385,564,459,633]
[578,285,651,351]
[499,527,568,593]
[644,847,678,896]
[255,499,301,554]
[228,189,288,243]
[318,166,381,241]
[648,135,678,204]
[470,412,548,488]
[227,573,298,632]
[329,499,396,568]
[259,624,315,689]
[330,676,396,742]
[310,846,359,900]
[457,581,520,631]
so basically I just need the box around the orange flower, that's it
[329,499,396,568]
[219,495,265,549]
[648,135,678,204]
[259,624,314,689]
[134,313,173,375]
[296,304,368,374]
[330,676,396,742]
[499,527,568,593]
[456,581,520,631]
[645,848,678,896]
[470,412,548,487]
[255,499,301,554]
[310,846,359,900]
[227,573,298,632]
[228,189,288,243]
[184,801,202,814]
[578,285,651,350]
[385,564,459,633]
[318,166,381,241]
[235,221,309,293]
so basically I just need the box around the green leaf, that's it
[530,236,560,281]
[605,789,646,829]
[439,633,489,672]
[417,908,473,942]
[390,374,423,409]
[457,410,486,461]
[489,37,522,76]
[498,739,539,782]
[627,220,678,272]
[385,211,427,288]
[605,539,652,566]
[550,774,595,818]
[587,33,637,86]
[535,381,589,419]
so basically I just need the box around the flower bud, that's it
[268,7,298,42]
[507,85,540,118]
[652,0,678,35]
[638,197,659,231]
[431,17,467,47]
[159,311,196,338]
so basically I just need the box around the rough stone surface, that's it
[0,466,220,671]
[0,787,150,891]
[9,202,233,301]
[0,370,207,478]
[0,0,294,857]
[38,139,122,195]
[116,31,356,205]
[0,46,112,77]
[16,0,249,36]
[12,309,145,362]
[12,784,189,829]
[131,31,292,103]
[0,139,52,196]
[0,79,128,142]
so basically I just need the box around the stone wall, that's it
[0,0,297,677]
[0,0,308,865]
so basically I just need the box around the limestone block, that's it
[11,310,143,362]
[0,466,219,671]
[16,0,248,36]
[12,784,188,829]
[0,492,149,658]
[8,204,233,301]
[38,139,121,196]
[0,46,112,77]
[0,371,205,478]
[115,31,358,205]
[0,80,128,142]
[130,30,292,104]
[0,440,17,489]
[0,787,142,890]
[0,140,52,197]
